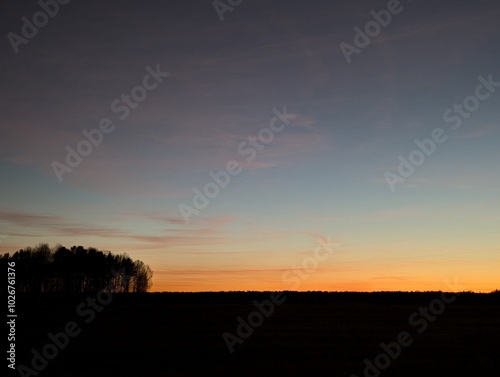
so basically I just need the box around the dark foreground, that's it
[7,292,500,377]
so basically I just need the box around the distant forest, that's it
[1,243,153,293]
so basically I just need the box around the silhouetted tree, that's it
[2,244,153,293]
[133,260,153,292]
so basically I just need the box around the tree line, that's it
[1,243,153,293]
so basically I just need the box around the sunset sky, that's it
[1,0,499,292]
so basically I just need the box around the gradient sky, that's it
[1,0,499,292]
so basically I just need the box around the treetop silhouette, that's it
[1,243,153,293]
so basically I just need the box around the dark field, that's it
[8,292,500,377]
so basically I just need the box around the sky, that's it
[0,0,499,292]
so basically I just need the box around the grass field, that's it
[9,292,500,377]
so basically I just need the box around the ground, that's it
[10,292,500,377]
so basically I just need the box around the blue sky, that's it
[1,0,499,291]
